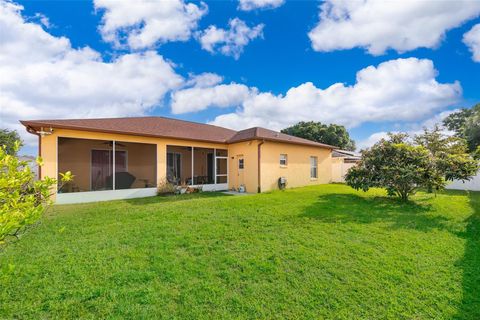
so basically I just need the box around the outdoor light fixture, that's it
[36,127,54,137]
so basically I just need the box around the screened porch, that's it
[166,146,228,191]
[56,137,157,203]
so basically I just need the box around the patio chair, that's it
[106,172,136,189]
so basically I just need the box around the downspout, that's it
[26,126,41,179]
[257,140,265,193]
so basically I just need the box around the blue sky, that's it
[2,0,480,155]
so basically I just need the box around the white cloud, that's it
[171,82,255,114]
[357,110,457,150]
[418,109,457,131]
[356,132,389,151]
[464,23,480,62]
[207,58,461,131]
[184,72,223,88]
[94,0,207,49]
[198,18,264,59]
[0,1,183,145]
[238,0,284,11]
[308,0,480,55]
[31,12,51,28]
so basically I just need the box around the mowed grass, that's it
[0,184,479,319]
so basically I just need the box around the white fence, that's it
[332,160,357,183]
[446,172,480,191]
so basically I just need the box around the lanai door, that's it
[236,155,245,190]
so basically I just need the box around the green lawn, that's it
[1,184,479,319]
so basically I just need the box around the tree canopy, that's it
[0,129,23,155]
[345,130,479,201]
[281,121,356,151]
[443,103,480,152]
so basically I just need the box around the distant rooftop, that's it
[332,149,361,159]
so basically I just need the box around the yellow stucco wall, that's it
[227,140,260,193]
[38,128,333,196]
[259,141,332,192]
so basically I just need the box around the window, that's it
[280,154,288,166]
[238,158,244,169]
[310,156,318,179]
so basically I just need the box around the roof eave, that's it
[19,121,230,145]
[228,136,336,149]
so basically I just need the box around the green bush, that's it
[0,141,72,247]
[156,178,176,195]
[346,132,479,201]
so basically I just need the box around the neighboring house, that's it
[446,171,480,191]
[331,149,361,183]
[20,117,335,204]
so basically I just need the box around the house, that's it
[20,117,335,204]
[331,149,361,183]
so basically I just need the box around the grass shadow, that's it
[123,191,232,206]
[455,192,480,319]
[300,193,453,232]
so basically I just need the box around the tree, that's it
[443,107,475,133]
[281,121,356,150]
[464,111,480,152]
[443,103,480,152]
[345,132,479,201]
[0,141,72,247]
[414,126,479,192]
[0,129,23,155]
[345,133,432,201]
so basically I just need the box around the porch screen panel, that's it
[57,137,113,193]
[58,138,156,193]
[193,148,214,185]
[167,152,181,185]
[216,149,228,184]
[91,150,113,191]
[115,151,127,172]
[166,145,192,186]
[114,141,157,189]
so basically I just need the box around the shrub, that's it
[346,132,478,201]
[0,141,72,247]
[157,178,176,195]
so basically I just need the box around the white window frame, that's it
[280,154,288,167]
[310,156,318,179]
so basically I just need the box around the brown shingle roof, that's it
[228,127,336,149]
[20,117,335,149]
[20,117,236,144]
